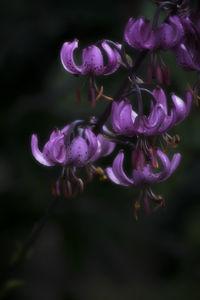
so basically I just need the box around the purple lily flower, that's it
[60,39,122,76]
[173,9,200,71]
[111,87,192,137]
[152,87,192,133]
[106,149,181,187]
[31,125,115,168]
[31,125,69,166]
[174,37,200,71]
[124,16,184,51]
[124,17,155,51]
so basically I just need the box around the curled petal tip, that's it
[31,134,54,166]
[60,39,82,74]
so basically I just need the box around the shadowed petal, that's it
[155,16,184,50]
[49,137,66,164]
[153,87,168,113]
[124,17,154,50]
[169,153,181,175]
[174,43,200,71]
[144,105,165,135]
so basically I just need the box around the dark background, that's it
[1,0,200,299]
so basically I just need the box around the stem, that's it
[152,1,176,30]
[122,87,158,103]
[132,76,143,116]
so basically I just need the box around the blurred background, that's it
[1,0,200,299]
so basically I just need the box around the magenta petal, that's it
[155,16,184,50]
[152,149,171,182]
[101,41,121,75]
[174,43,200,71]
[125,17,154,50]
[185,90,192,117]
[171,93,191,124]
[31,134,55,166]
[169,153,181,175]
[106,151,133,186]
[144,105,165,135]
[119,101,137,136]
[158,107,177,133]
[111,100,126,132]
[82,45,104,75]
[133,165,154,186]
[66,136,88,167]
[49,137,66,164]
[153,87,168,114]
[84,128,98,159]
[124,18,135,46]
[96,134,115,157]
[60,39,82,74]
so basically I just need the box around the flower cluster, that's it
[31,122,115,197]
[31,0,198,218]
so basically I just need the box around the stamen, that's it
[95,86,104,101]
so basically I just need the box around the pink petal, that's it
[60,39,82,74]
[31,134,55,166]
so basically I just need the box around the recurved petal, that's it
[82,45,104,75]
[174,43,200,71]
[119,101,137,136]
[157,107,177,133]
[124,17,135,46]
[101,41,121,75]
[185,90,192,117]
[49,136,66,164]
[125,17,154,50]
[31,134,55,166]
[171,92,191,124]
[153,87,168,114]
[84,128,98,159]
[106,151,133,186]
[111,100,127,132]
[169,153,181,175]
[66,136,88,167]
[155,16,184,50]
[138,18,155,50]
[60,39,82,74]
[152,149,171,182]
[144,105,165,135]
[96,134,115,157]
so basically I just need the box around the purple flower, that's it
[124,17,155,50]
[174,37,200,71]
[31,125,69,166]
[31,125,115,168]
[111,87,192,136]
[106,148,181,187]
[173,11,200,71]
[60,39,122,76]
[124,16,184,51]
